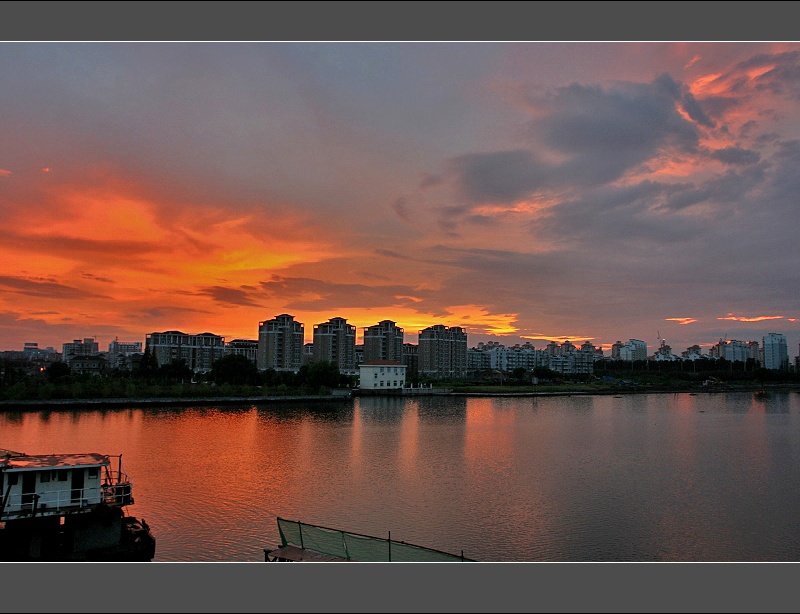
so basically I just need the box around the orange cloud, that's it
[684,54,702,69]
[0,169,11,177]
[665,317,697,325]
[717,314,784,322]
[0,174,343,346]
[421,305,518,336]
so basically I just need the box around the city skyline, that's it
[2,42,800,354]
[10,314,800,362]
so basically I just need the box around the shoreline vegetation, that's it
[2,381,799,411]
[2,352,799,410]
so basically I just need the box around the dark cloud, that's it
[135,306,211,322]
[681,90,715,128]
[698,95,743,124]
[709,146,761,166]
[736,51,800,96]
[754,131,781,146]
[532,180,708,242]
[0,311,138,347]
[465,214,497,226]
[258,275,446,314]
[419,173,443,189]
[529,74,701,184]
[0,276,107,299]
[391,197,412,222]
[447,150,549,204]
[438,73,708,231]
[374,248,411,260]
[0,230,162,265]
[197,286,262,308]
[81,272,115,283]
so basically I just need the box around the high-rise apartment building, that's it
[402,343,419,378]
[313,317,356,373]
[145,331,225,372]
[363,320,404,363]
[418,325,468,378]
[618,339,648,361]
[762,333,788,370]
[258,314,304,372]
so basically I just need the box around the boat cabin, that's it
[0,449,133,521]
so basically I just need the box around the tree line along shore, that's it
[1,352,799,407]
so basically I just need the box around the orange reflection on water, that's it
[397,399,420,475]
[464,398,517,470]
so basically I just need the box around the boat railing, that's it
[101,470,134,506]
[1,486,103,518]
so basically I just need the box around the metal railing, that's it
[274,517,473,562]
[101,481,133,506]
[1,486,102,517]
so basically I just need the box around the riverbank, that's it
[450,382,800,397]
[2,382,799,409]
[0,393,351,410]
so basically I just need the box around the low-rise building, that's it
[359,361,406,390]
[107,340,143,370]
[145,331,225,373]
[225,339,258,365]
[68,355,108,376]
[62,338,99,362]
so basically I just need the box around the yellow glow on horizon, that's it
[520,334,593,344]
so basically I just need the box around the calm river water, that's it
[3,392,800,562]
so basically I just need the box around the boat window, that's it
[57,469,69,481]
[88,468,99,479]
[40,472,50,483]
[7,473,18,486]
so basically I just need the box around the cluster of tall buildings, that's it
[644,333,790,371]
[140,316,469,378]
[250,316,468,378]
[141,316,794,378]
[4,316,795,379]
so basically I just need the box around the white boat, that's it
[0,448,155,561]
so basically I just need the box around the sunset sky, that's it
[2,42,800,356]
